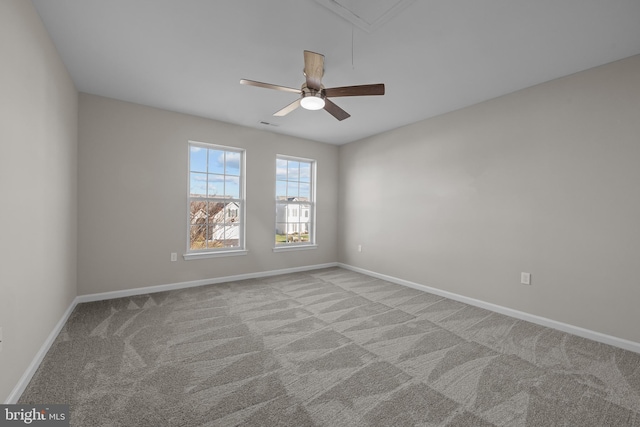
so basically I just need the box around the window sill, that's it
[183,249,248,261]
[272,244,318,253]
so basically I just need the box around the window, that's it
[275,155,316,249]
[186,141,245,259]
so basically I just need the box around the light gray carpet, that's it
[20,267,640,426]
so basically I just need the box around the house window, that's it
[275,155,316,248]
[186,141,245,258]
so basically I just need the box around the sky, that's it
[189,145,241,198]
[276,157,311,200]
[189,145,312,200]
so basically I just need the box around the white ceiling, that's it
[33,0,640,145]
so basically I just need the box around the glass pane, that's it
[276,181,287,199]
[275,203,287,224]
[299,183,310,200]
[224,224,240,247]
[300,222,310,241]
[299,162,311,183]
[190,173,207,196]
[190,200,208,225]
[287,182,298,198]
[287,222,301,242]
[288,161,300,180]
[190,224,207,250]
[224,202,240,222]
[225,176,240,199]
[299,204,311,222]
[225,151,241,176]
[275,223,287,244]
[208,149,225,174]
[207,173,224,197]
[289,207,297,217]
[276,158,288,180]
[190,146,207,172]
[208,225,224,248]
[208,202,225,224]
[275,222,288,235]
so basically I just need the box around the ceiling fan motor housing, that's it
[300,84,326,110]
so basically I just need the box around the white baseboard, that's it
[5,299,79,404]
[338,263,640,354]
[6,262,337,404]
[76,262,338,303]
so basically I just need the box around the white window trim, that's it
[183,249,248,260]
[186,141,246,259]
[274,154,317,251]
[273,244,317,253]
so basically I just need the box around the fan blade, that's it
[240,79,301,94]
[324,99,350,121]
[273,98,302,116]
[303,50,324,90]
[324,84,385,97]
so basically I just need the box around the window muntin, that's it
[275,156,315,246]
[188,142,244,253]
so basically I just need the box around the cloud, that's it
[226,151,241,167]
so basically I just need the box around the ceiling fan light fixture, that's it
[300,93,325,110]
[241,50,384,121]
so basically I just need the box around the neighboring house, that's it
[190,201,240,247]
[276,197,310,240]
[211,202,240,244]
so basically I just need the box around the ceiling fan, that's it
[240,50,385,121]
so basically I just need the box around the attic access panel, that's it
[313,0,416,32]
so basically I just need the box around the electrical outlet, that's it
[171,253,177,262]
[521,272,531,285]
[358,244,362,252]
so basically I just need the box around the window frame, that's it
[274,154,317,252]
[184,141,247,260]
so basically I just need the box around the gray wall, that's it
[78,94,339,295]
[339,55,640,344]
[0,0,78,401]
